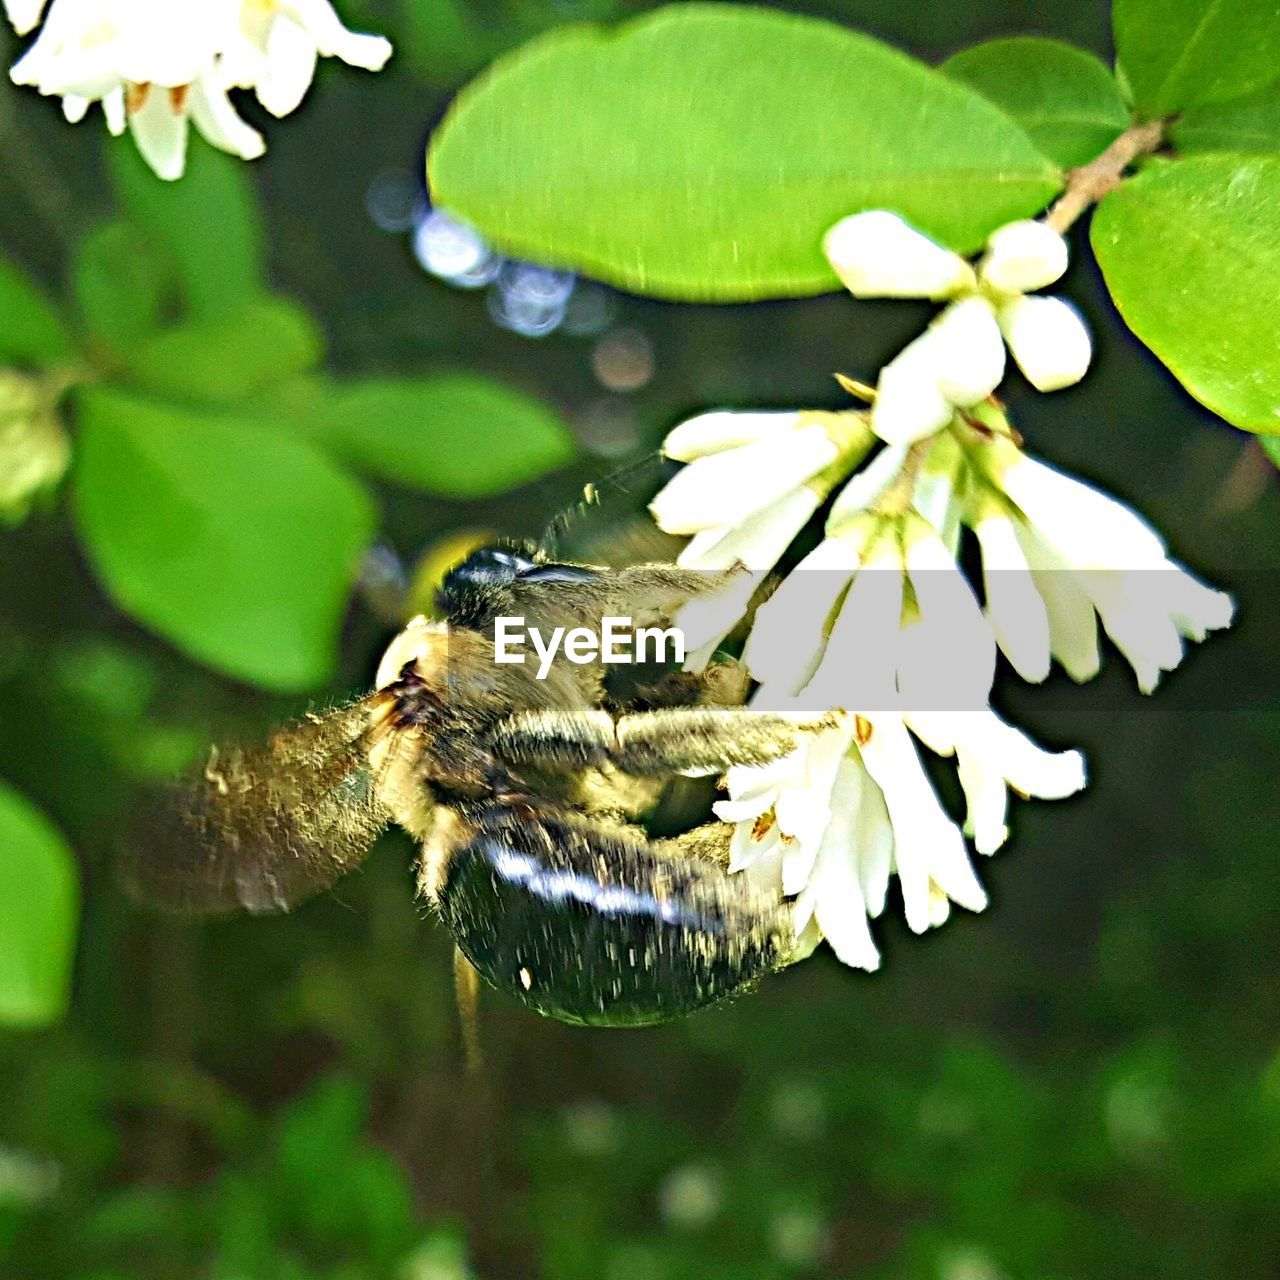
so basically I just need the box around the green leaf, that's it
[310,374,576,498]
[1262,436,1280,468]
[941,38,1129,169]
[1114,0,1280,117]
[73,221,177,355]
[129,297,324,405]
[0,259,76,366]
[1092,154,1280,433]
[72,386,376,690]
[428,3,1061,301]
[1173,79,1280,154]
[0,780,78,1026]
[108,134,265,320]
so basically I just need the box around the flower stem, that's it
[1044,120,1167,234]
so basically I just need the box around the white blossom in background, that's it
[823,211,1093,444]
[5,0,392,180]
[970,434,1235,692]
[650,394,1232,969]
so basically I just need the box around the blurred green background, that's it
[1,2,1278,1278]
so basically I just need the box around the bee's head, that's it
[436,544,538,629]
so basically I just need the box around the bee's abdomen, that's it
[435,810,795,1027]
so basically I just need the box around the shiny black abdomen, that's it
[435,808,794,1027]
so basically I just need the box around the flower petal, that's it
[973,511,1051,682]
[979,219,1068,294]
[928,296,1005,406]
[128,85,190,181]
[827,443,909,527]
[188,77,265,161]
[997,448,1168,570]
[1076,570,1188,692]
[743,534,862,695]
[802,538,904,713]
[1011,521,1101,682]
[998,294,1092,392]
[806,763,883,969]
[650,426,838,535]
[850,758,894,917]
[858,715,986,932]
[871,332,954,445]
[4,0,47,37]
[664,409,803,461]
[256,14,318,117]
[102,84,126,134]
[1165,565,1235,641]
[911,431,963,552]
[900,519,997,712]
[823,210,974,299]
[676,484,823,571]
[280,0,391,69]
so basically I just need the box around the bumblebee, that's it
[125,547,832,1027]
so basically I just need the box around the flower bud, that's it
[0,369,71,523]
[927,297,1006,406]
[663,409,802,461]
[997,295,1092,391]
[870,333,953,445]
[823,211,974,299]
[979,220,1069,294]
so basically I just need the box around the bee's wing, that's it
[122,696,394,915]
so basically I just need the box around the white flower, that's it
[822,209,975,299]
[7,0,392,180]
[715,699,1086,969]
[650,410,842,537]
[823,212,1093,444]
[649,409,872,667]
[976,440,1235,691]
[4,0,46,35]
[906,709,1087,855]
[855,713,989,933]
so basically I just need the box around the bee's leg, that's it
[452,947,484,1074]
[654,820,733,867]
[621,656,751,711]
[614,706,840,775]
[490,706,841,776]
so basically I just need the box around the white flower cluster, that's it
[647,214,1233,970]
[824,211,1092,444]
[4,0,391,179]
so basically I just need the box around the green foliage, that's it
[72,386,376,691]
[108,134,266,322]
[940,37,1130,169]
[1113,0,1280,117]
[429,4,1061,301]
[311,374,576,498]
[0,781,78,1026]
[0,260,75,367]
[72,222,177,358]
[1173,79,1280,155]
[128,297,324,405]
[390,0,625,85]
[1092,153,1280,434]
